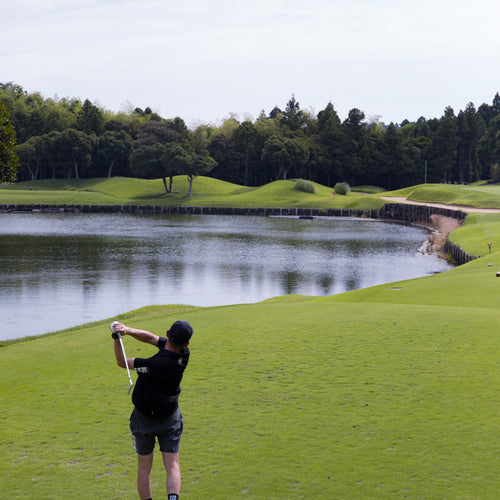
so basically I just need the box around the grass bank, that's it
[0,177,383,209]
[3,178,500,211]
[1,179,500,498]
[385,182,500,209]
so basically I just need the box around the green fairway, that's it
[1,179,500,498]
[4,178,500,211]
[0,176,383,209]
[385,182,500,209]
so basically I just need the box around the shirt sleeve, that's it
[133,356,151,373]
[133,338,167,374]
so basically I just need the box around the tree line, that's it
[2,81,500,192]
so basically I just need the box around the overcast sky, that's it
[2,0,500,127]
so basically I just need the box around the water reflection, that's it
[0,213,453,339]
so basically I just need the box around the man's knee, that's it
[162,452,180,472]
[137,453,154,474]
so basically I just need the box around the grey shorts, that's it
[130,407,184,455]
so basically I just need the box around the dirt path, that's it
[381,196,500,213]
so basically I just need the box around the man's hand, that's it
[110,321,127,339]
[110,321,159,347]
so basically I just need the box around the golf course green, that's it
[1,178,499,498]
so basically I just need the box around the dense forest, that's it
[1,81,500,191]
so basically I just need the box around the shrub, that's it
[334,182,351,195]
[294,179,316,193]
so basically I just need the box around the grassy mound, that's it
[385,183,500,208]
[0,177,385,209]
[6,177,500,210]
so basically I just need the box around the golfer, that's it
[111,320,193,500]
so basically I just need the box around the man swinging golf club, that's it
[110,319,193,500]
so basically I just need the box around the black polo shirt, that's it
[131,337,190,419]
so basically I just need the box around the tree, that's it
[184,150,217,197]
[41,131,63,179]
[234,121,257,185]
[105,112,143,136]
[343,108,366,138]
[160,142,190,193]
[456,103,485,183]
[284,136,310,179]
[281,95,303,131]
[268,106,282,119]
[382,123,413,189]
[135,120,182,146]
[130,118,191,193]
[478,92,500,126]
[318,102,341,137]
[317,102,345,185]
[129,143,166,186]
[94,130,133,177]
[16,135,45,180]
[177,125,218,195]
[52,128,95,179]
[191,124,210,153]
[478,115,500,179]
[429,106,459,183]
[9,94,79,143]
[253,112,284,184]
[207,133,241,183]
[341,108,369,184]
[262,135,290,180]
[0,102,20,182]
[260,135,309,181]
[76,99,105,136]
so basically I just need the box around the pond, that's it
[0,213,453,340]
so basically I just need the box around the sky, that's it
[2,0,500,127]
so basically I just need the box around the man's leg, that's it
[162,451,181,497]
[137,452,154,500]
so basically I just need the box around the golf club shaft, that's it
[117,332,133,388]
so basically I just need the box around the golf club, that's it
[110,321,134,394]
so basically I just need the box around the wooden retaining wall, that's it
[0,202,469,222]
[443,238,477,264]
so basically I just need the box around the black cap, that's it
[168,320,193,345]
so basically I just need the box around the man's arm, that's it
[113,337,135,370]
[112,323,160,346]
[112,323,159,370]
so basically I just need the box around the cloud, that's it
[2,0,500,124]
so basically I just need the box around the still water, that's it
[0,213,452,340]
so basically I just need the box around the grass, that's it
[1,274,499,498]
[5,178,500,211]
[0,176,385,209]
[1,179,500,498]
[384,182,500,209]
[351,185,387,194]
[448,212,500,257]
